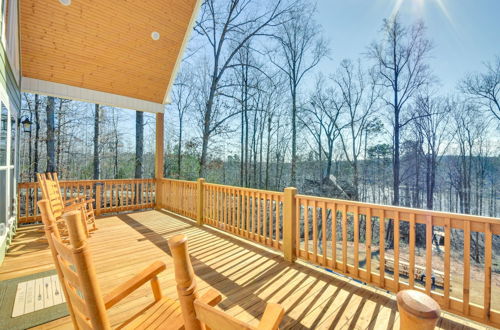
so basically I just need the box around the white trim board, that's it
[162,0,202,105]
[21,78,165,113]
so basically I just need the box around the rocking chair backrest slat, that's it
[37,200,78,327]
[63,210,110,329]
[38,199,110,330]
[38,173,65,217]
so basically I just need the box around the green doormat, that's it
[0,270,69,330]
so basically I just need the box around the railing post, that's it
[155,179,162,210]
[197,178,205,226]
[95,184,102,216]
[397,290,440,330]
[283,187,297,262]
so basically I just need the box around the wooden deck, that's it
[1,210,486,329]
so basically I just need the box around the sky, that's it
[316,0,500,93]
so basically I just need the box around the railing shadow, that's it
[103,210,480,329]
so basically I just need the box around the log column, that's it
[155,112,164,209]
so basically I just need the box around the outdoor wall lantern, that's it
[20,117,32,133]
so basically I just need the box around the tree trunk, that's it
[33,94,40,180]
[135,111,144,179]
[45,96,56,173]
[291,88,297,186]
[265,115,272,190]
[56,101,63,174]
[177,114,183,178]
[93,104,100,180]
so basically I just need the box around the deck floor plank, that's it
[0,210,485,329]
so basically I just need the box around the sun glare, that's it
[391,0,454,26]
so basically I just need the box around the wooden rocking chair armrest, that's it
[103,261,166,309]
[64,199,95,210]
[199,288,222,306]
[256,303,285,330]
[64,197,82,205]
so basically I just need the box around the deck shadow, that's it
[116,211,404,328]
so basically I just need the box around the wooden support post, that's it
[168,234,203,330]
[283,187,297,262]
[397,290,440,330]
[155,112,164,210]
[197,178,205,226]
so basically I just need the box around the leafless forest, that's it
[19,0,499,219]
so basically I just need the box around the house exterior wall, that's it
[0,0,21,265]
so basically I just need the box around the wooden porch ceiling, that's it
[20,0,199,112]
[1,210,483,329]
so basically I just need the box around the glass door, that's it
[0,101,17,237]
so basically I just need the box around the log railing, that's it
[17,178,155,223]
[17,176,500,327]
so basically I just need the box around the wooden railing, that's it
[156,179,500,328]
[17,176,500,327]
[203,182,284,250]
[17,178,155,223]
[156,178,197,219]
[293,194,499,327]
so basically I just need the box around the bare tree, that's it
[270,1,328,186]
[460,56,500,122]
[34,94,40,180]
[194,0,289,177]
[334,59,379,200]
[135,111,144,178]
[171,69,196,178]
[368,14,432,206]
[301,75,343,188]
[414,93,452,210]
[93,104,100,179]
[46,96,56,173]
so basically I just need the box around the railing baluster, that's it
[366,208,372,282]
[425,215,432,295]
[409,213,416,289]
[257,191,261,241]
[295,196,300,258]
[275,195,280,247]
[444,217,450,308]
[380,210,385,288]
[322,201,327,266]
[394,212,400,291]
[332,202,337,269]
[484,222,492,320]
[304,201,309,259]
[353,206,359,277]
[342,204,347,273]
[463,220,471,315]
[313,200,318,263]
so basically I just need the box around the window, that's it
[0,106,6,166]
[0,101,17,233]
